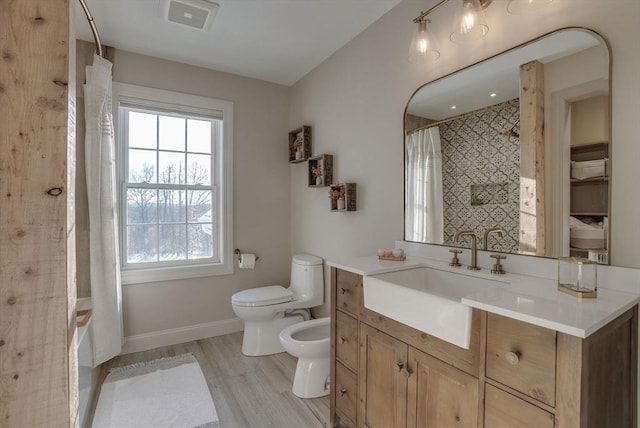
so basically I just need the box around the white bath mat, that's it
[92,353,219,428]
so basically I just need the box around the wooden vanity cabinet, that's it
[359,324,409,428]
[407,346,479,427]
[484,384,554,428]
[330,268,637,428]
[335,362,359,425]
[485,313,557,407]
[331,267,482,428]
[358,323,479,428]
[331,268,362,428]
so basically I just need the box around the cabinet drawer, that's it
[336,311,358,370]
[485,384,554,428]
[335,269,361,316]
[486,313,556,406]
[335,362,358,427]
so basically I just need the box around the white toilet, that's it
[231,254,324,356]
[279,317,331,398]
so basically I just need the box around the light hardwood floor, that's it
[89,332,331,427]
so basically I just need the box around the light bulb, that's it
[418,38,428,55]
[462,11,476,33]
[450,0,489,43]
[408,19,440,63]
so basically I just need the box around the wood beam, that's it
[519,60,545,255]
[0,0,77,426]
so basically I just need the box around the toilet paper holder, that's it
[234,248,259,262]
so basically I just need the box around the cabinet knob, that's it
[339,336,346,344]
[340,287,348,295]
[401,367,413,378]
[505,351,521,365]
[340,388,348,397]
[395,362,412,377]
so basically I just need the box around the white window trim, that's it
[112,82,234,284]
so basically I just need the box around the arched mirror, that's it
[404,28,610,263]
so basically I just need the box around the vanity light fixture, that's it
[408,18,440,62]
[409,0,494,64]
[507,0,554,14]
[450,0,490,43]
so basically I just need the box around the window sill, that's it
[121,262,233,285]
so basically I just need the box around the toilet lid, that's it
[232,285,294,307]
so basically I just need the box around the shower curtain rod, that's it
[406,99,519,135]
[78,0,104,58]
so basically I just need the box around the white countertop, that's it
[328,255,427,276]
[328,255,640,338]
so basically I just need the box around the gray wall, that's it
[114,50,291,337]
[76,43,292,338]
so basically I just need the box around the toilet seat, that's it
[281,317,330,345]
[232,285,294,307]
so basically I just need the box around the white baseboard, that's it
[121,317,244,355]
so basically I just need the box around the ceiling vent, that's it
[160,0,220,31]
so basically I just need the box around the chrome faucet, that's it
[483,228,505,251]
[454,230,480,271]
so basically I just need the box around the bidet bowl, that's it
[279,317,330,359]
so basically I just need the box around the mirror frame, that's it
[403,27,612,262]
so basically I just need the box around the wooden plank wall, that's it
[519,60,546,256]
[0,0,77,426]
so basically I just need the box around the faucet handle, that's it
[449,249,462,267]
[490,254,507,275]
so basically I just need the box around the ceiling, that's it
[75,0,402,86]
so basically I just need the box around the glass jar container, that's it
[558,257,597,297]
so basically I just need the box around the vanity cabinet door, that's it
[407,347,479,428]
[359,324,408,428]
[335,269,361,316]
[486,313,557,406]
[335,362,358,427]
[336,310,359,371]
[484,384,554,428]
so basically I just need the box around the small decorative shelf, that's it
[329,183,357,212]
[307,154,333,187]
[288,125,312,163]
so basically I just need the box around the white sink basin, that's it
[363,267,506,349]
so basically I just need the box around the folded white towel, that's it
[569,216,601,230]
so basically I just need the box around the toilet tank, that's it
[289,254,324,307]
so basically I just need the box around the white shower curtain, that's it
[405,126,444,243]
[84,54,123,365]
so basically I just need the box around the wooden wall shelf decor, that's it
[308,154,333,187]
[288,125,312,163]
[329,183,356,212]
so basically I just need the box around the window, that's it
[112,83,233,284]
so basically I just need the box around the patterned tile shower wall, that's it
[440,100,520,252]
